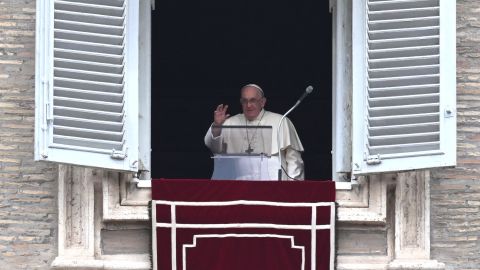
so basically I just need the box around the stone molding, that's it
[56,165,96,258]
[53,165,150,270]
[54,165,445,270]
[102,172,150,221]
[387,171,445,270]
[337,175,391,223]
[337,171,445,270]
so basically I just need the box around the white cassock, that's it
[204,109,304,180]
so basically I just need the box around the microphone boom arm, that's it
[276,85,313,180]
[276,100,301,180]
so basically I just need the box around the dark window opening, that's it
[151,0,332,179]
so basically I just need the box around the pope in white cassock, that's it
[204,84,305,180]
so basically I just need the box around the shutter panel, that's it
[35,0,140,172]
[352,0,456,174]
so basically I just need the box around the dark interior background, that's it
[151,0,332,180]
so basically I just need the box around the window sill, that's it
[135,179,152,188]
[335,181,353,190]
[138,179,355,190]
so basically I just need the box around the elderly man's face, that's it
[240,86,266,121]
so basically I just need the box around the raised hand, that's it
[213,104,230,126]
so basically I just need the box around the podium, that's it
[208,125,280,180]
[212,154,279,180]
[152,179,336,270]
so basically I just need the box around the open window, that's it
[150,0,332,180]
[35,0,456,180]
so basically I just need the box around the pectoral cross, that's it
[245,144,254,154]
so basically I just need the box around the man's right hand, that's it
[213,104,230,126]
[212,104,229,137]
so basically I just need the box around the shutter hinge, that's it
[130,159,138,169]
[45,102,53,122]
[111,149,127,160]
[366,154,381,165]
[43,78,53,123]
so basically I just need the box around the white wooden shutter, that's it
[352,0,456,174]
[35,0,140,172]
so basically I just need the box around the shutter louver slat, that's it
[55,49,123,65]
[55,78,123,93]
[55,68,124,83]
[54,106,123,122]
[368,0,439,11]
[364,0,442,159]
[369,113,439,127]
[369,35,439,50]
[54,87,124,103]
[54,97,123,113]
[53,135,123,151]
[55,116,123,132]
[369,74,439,88]
[369,7,439,21]
[369,84,440,98]
[56,1,125,17]
[369,26,439,40]
[369,93,439,107]
[61,0,124,7]
[370,64,439,78]
[55,20,124,35]
[55,29,123,45]
[55,10,123,26]
[368,103,439,117]
[54,125,124,141]
[368,142,440,155]
[368,132,439,146]
[368,122,439,136]
[369,17,439,31]
[55,39,123,55]
[369,55,439,69]
[52,0,127,154]
[54,58,123,73]
[368,45,439,59]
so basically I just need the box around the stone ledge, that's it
[387,259,445,270]
[337,255,390,270]
[338,263,388,270]
[51,255,151,270]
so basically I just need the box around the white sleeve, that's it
[204,125,223,153]
[285,147,304,180]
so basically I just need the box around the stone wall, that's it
[0,0,58,269]
[430,1,480,269]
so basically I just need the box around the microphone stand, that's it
[277,100,302,181]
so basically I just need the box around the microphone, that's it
[297,86,314,104]
[276,85,314,180]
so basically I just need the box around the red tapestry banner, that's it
[152,179,335,270]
